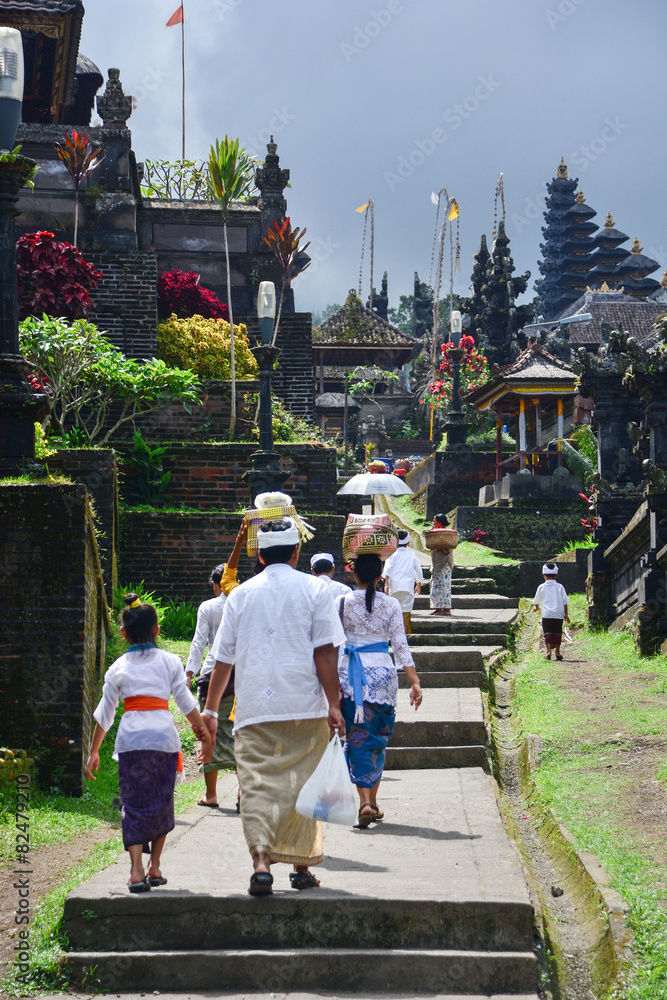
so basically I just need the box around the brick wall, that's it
[118,510,346,602]
[0,485,110,795]
[406,450,507,519]
[46,449,119,600]
[246,313,314,421]
[115,442,338,512]
[88,251,158,359]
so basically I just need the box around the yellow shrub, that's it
[157,314,259,380]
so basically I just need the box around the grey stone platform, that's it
[63,769,537,995]
[413,594,516,610]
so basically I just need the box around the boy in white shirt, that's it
[383,530,423,634]
[533,562,570,661]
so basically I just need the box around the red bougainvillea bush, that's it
[158,269,229,320]
[16,231,103,320]
[421,334,491,410]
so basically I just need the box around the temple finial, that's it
[631,237,643,255]
[557,157,568,179]
[661,269,667,289]
[604,212,615,228]
[575,189,585,204]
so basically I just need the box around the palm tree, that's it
[54,129,104,247]
[208,137,254,437]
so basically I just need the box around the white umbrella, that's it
[337,473,414,496]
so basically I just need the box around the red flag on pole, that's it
[166,5,183,26]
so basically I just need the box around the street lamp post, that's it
[443,309,470,450]
[243,281,289,502]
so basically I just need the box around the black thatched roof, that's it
[314,290,414,349]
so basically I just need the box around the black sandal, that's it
[127,877,150,894]
[370,804,384,821]
[357,805,373,829]
[147,873,167,887]
[248,871,273,896]
[289,870,320,890]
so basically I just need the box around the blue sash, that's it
[343,642,390,723]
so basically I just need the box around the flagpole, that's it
[181,0,186,163]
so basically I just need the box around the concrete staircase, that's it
[62,568,538,997]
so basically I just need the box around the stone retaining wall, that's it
[452,505,588,562]
[0,484,109,795]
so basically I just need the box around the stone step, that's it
[421,577,498,594]
[62,768,537,995]
[413,593,515,611]
[399,670,484,689]
[385,745,487,769]
[392,688,484,748]
[409,647,486,670]
[408,633,509,648]
[65,947,538,995]
[411,610,516,635]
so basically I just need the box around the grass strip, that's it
[513,594,667,1000]
[1,776,207,997]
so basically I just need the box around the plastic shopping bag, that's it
[295,734,357,826]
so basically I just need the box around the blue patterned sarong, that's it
[342,697,396,788]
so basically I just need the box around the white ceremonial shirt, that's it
[211,563,345,732]
[94,647,196,758]
[186,593,227,678]
[533,580,569,619]
[383,547,424,595]
[317,574,353,599]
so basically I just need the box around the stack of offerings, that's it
[342,513,398,562]
[245,491,314,557]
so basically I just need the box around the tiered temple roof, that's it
[464,343,576,412]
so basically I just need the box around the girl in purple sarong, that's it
[86,594,212,893]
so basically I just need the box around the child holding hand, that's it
[533,563,570,661]
[86,594,212,893]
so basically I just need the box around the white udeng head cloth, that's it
[542,564,558,576]
[255,491,292,510]
[398,534,410,546]
[310,552,334,569]
[257,516,300,550]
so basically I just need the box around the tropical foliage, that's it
[141,158,210,201]
[124,430,172,506]
[53,129,104,245]
[261,216,311,345]
[157,270,229,321]
[208,137,256,437]
[20,316,199,445]
[421,334,490,411]
[157,314,258,381]
[17,231,103,320]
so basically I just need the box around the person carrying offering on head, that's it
[429,513,454,616]
[203,518,345,897]
[310,551,352,599]
[382,529,423,634]
[86,595,212,893]
[533,562,570,661]
[338,554,422,828]
[185,522,247,809]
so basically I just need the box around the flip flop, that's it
[289,870,320,890]
[369,804,384,821]
[147,874,167,887]
[127,877,150,894]
[197,799,220,809]
[357,806,373,829]
[248,871,273,896]
[555,655,564,661]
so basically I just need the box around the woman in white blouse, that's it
[338,554,422,828]
[86,594,212,892]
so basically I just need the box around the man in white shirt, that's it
[204,518,345,897]
[310,551,352,598]
[382,530,423,634]
[533,562,570,661]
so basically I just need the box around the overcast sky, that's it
[80,0,666,316]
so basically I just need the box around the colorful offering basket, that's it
[244,505,315,558]
[424,528,458,551]
[342,513,399,561]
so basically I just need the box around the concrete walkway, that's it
[62,573,538,998]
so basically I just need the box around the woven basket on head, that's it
[244,505,314,557]
[424,528,458,551]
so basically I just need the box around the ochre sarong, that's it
[234,717,329,865]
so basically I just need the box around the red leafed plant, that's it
[469,528,487,544]
[157,270,229,321]
[16,231,103,320]
[579,488,597,535]
[421,334,490,410]
[53,129,104,246]
[261,216,310,346]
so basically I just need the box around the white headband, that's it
[255,491,292,509]
[398,535,410,546]
[542,564,558,575]
[257,517,300,550]
[310,552,334,569]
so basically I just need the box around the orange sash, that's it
[123,697,183,772]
